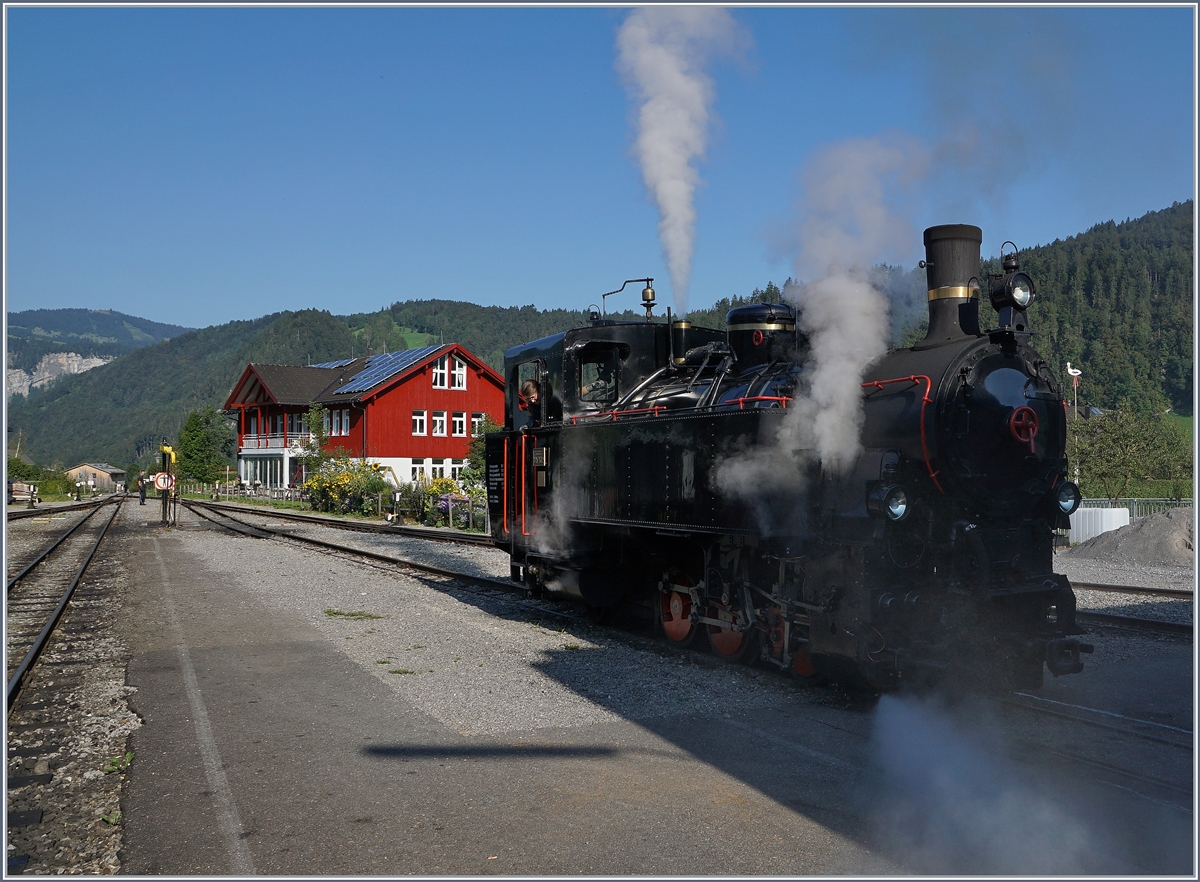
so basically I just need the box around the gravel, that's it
[6,508,142,876]
[1051,556,1194,591]
[177,509,803,737]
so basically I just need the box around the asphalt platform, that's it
[112,510,1193,875]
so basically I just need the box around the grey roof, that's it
[242,361,367,406]
[69,462,127,476]
[231,344,477,408]
[331,346,444,395]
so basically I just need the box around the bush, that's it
[6,457,75,498]
[303,458,391,515]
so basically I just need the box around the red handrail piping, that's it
[734,396,792,409]
[861,375,944,494]
[521,434,528,536]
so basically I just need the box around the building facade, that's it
[65,463,127,493]
[223,345,504,489]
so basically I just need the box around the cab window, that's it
[580,350,619,404]
[512,361,542,428]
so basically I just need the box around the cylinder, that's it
[670,320,692,364]
[916,224,982,349]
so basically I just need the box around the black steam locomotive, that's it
[485,225,1089,690]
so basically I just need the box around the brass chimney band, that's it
[927,285,980,302]
[729,322,796,331]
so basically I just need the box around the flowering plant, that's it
[303,457,390,515]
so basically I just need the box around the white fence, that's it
[1070,498,1192,544]
[1078,497,1192,519]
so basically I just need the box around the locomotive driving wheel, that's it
[659,589,699,647]
[706,602,760,664]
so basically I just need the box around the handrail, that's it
[861,375,943,494]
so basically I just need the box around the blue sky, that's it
[4,5,1195,329]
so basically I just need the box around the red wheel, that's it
[660,590,697,645]
[1008,406,1039,454]
[707,604,760,664]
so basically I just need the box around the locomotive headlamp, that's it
[1055,481,1082,515]
[990,270,1036,310]
[988,242,1036,312]
[867,483,910,521]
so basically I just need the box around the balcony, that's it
[240,433,313,451]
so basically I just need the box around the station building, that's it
[223,344,504,489]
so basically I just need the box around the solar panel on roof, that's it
[334,345,443,394]
[310,358,357,369]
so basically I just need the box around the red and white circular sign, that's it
[154,473,176,491]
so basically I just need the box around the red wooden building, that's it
[223,344,504,488]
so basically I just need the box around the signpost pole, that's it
[160,439,170,526]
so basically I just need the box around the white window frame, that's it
[411,458,425,481]
[322,411,330,435]
[450,357,467,390]
[342,408,352,436]
[431,458,446,478]
[451,411,466,437]
[412,410,427,436]
[432,411,447,437]
[432,355,448,389]
[450,458,465,480]
[332,409,342,436]
[471,412,485,435]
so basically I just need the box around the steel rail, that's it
[1076,610,1193,639]
[7,499,118,593]
[6,497,124,712]
[6,497,111,522]
[181,501,513,592]
[1072,581,1192,598]
[992,693,1193,751]
[187,499,494,545]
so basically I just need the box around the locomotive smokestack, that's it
[915,224,982,349]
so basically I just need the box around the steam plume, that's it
[713,134,921,508]
[616,7,748,315]
[865,696,1108,874]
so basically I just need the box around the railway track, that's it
[1076,610,1192,638]
[182,500,511,591]
[185,498,1192,640]
[186,498,493,545]
[7,497,113,522]
[1072,581,1193,598]
[6,497,124,710]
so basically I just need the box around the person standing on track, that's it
[138,471,147,505]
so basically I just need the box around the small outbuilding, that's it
[65,463,127,493]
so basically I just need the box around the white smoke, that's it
[713,134,921,506]
[865,695,1108,874]
[616,7,749,315]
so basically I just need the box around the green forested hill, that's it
[7,308,193,372]
[7,202,1192,472]
[7,310,357,468]
[997,201,1193,414]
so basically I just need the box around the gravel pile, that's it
[1064,506,1194,567]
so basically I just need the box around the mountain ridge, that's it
[6,202,1192,472]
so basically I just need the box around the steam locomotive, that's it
[485,225,1089,691]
